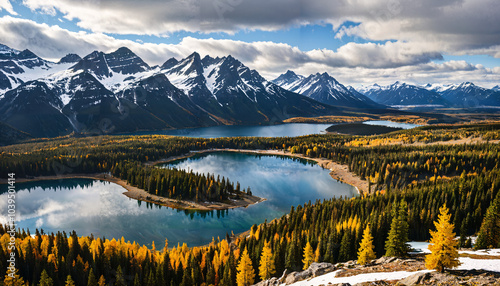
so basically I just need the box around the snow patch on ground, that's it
[287,270,433,286]
[457,257,500,272]
[285,244,500,286]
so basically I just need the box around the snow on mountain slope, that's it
[162,53,336,124]
[424,83,451,93]
[437,82,500,107]
[0,45,76,95]
[272,70,305,90]
[360,81,448,107]
[69,47,158,93]
[272,71,380,108]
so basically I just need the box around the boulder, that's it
[375,256,397,264]
[308,262,336,277]
[396,271,430,285]
[253,270,287,286]
[284,272,303,284]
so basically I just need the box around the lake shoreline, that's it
[0,173,266,211]
[151,148,369,196]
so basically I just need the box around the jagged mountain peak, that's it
[438,81,500,107]
[272,70,305,88]
[17,49,39,60]
[185,51,202,63]
[161,58,179,70]
[284,70,299,76]
[273,70,379,108]
[361,81,448,107]
[72,47,150,79]
[0,43,19,55]
[111,46,135,55]
[201,55,222,67]
[58,54,82,64]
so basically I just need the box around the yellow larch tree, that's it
[236,248,255,286]
[425,205,460,272]
[302,241,314,270]
[357,225,376,265]
[258,241,276,280]
[3,269,26,286]
[98,275,106,286]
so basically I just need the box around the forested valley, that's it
[1,123,500,285]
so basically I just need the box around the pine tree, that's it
[87,270,98,286]
[259,241,276,280]
[475,192,500,249]
[302,241,314,270]
[133,274,141,286]
[236,248,255,286]
[385,200,410,257]
[425,205,460,272]
[357,225,376,265]
[338,231,352,262]
[180,268,192,286]
[39,270,53,286]
[115,266,126,286]
[285,239,298,270]
[65,275,76,286]
[98,275,106,286]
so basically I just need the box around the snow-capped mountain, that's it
[493,85,500,92]
[359,82,448,107]
[0,44,76,94]
[119,73,217,128]
[0,81,73,137]
[272,70,305,89]
[435,82,500,108]
[272,71,381,108]
[0,44,340,138]
[58,54,82,64]
[162,53,335,124]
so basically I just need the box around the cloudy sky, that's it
[1,0,499,87]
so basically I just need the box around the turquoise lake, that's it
[0,152,357,247]
[126,121,419,138]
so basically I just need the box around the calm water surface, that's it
[128,123,332,138]
[363,120,421,129]
[126,121,419,138]
[0,153,357,246]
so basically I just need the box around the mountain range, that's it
[272,70,381,109]
[356,81,500,108]
[0,44,345,138]
[1,42,499,140]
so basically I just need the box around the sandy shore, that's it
[0,173,266,211]
[151,148,370,195]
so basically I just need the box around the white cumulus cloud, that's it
[0,0,17,15]
[0,16,498,87]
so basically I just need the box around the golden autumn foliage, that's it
[302,241,314,270]
[357,225,376,265]
[425,205,460,272]
[236,248,255,286]
[259,241,276,280]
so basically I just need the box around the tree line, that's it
[1,123,500,284]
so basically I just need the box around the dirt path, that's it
[0,173,265,211]
[151,149,369,195]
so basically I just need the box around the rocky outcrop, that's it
[396,270,500,286]
[254,262,337,285]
